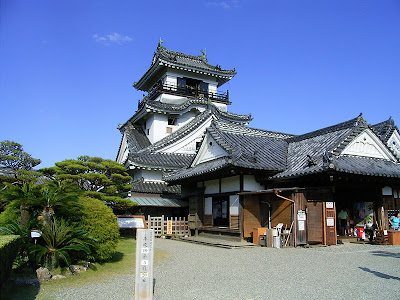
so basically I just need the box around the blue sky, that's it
[1,1,399,168]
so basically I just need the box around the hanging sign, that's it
[297,210,306,221]
[326,202,334,209]
[326,218,335,227]
[166,220,173,235]
[135,229,154,300]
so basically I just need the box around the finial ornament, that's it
[158,37,164,47]
[201,49,207,58]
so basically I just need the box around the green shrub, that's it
[0,235,21,286]
[73,197,120,262]
[0,202,21,228]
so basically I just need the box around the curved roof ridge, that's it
[143,110,213,153]
[287,114,368,143]
[214,119,294,139]
[155,45,236,74]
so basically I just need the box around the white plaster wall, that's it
[221,176,240,193]
[243,175,264,191]
[116,133,128,164]
[341,129,395,161]
[148,114,168,144]
[134,169,163,182]
[193,134,228,166]
[387,130,400,160]
[213,102,228,112]
[204,179,219,194]
[161,116,213,155]
[229,195,239,215]
[165,70,219,87]
[176,110,197,127]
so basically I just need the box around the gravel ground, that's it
[54,239,400,300]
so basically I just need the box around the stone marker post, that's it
[135,229,154,300]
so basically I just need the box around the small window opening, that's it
[147,129,149,135]
[168,117,177,125]
[196,142,202,150]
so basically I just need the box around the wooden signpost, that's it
[135,229,154,300]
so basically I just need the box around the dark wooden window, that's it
[177,77,186,90]
[168,117,177,125]
[200,82,209,94]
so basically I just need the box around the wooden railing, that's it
[147,82,230,103]
[147,215,190,237]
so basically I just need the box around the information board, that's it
[117,215,147,229]
[135,229,154,300]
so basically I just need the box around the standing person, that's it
[338,209,348,236]
[389,213,400,230]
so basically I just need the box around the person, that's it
[389,213,400,230]
[338,209,348,236]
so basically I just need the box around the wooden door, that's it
[307,202,324,244]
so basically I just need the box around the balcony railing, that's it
[147,82,230,104]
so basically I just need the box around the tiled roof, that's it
[372,117,399,143]
[208,121,291,170]
[123,102,253,171]
[164,121,293,182]
[128,152,194,170]
[134,44,236,91]
[272,115,400,179]
[125,125,151,152]
[332,155,400,178]
[165,114,400,182]
[273,118,363,179]
[120,98,252,130]
[131,178,181,194]
[164,157,232,182]
[128,196,187,207]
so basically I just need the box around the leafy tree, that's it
[0,140,41,182]
[40,156,134,209]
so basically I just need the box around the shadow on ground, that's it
[370,250,400,259]
[0,277,40,300]
[359,267,400,281]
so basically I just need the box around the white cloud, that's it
[206,1,240,9]
[92,33,133,45]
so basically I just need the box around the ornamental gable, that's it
[341,129,396,161]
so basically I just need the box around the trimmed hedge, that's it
[74,197,120,262]
[0,235,21,286]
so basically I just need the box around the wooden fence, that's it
[147,215,190,237]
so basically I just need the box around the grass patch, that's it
[1,236,170,300]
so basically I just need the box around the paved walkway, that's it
[54,239,400,300]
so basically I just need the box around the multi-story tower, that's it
[116,42,252,212]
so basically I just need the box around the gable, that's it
[116,133,129,164]
[341,129,396,161]
[387,130,400,160]
[191,134,228,167]
[156,116,213,154]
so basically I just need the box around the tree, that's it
[0,140,41,182]
[40,156,135,209]
[0,182,41,229]
[32,218,94,270]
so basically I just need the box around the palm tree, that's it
[38,181,81,226]
[32,218,94,270]
[0,182,41,229]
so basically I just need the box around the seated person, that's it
[389,213,400,230]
